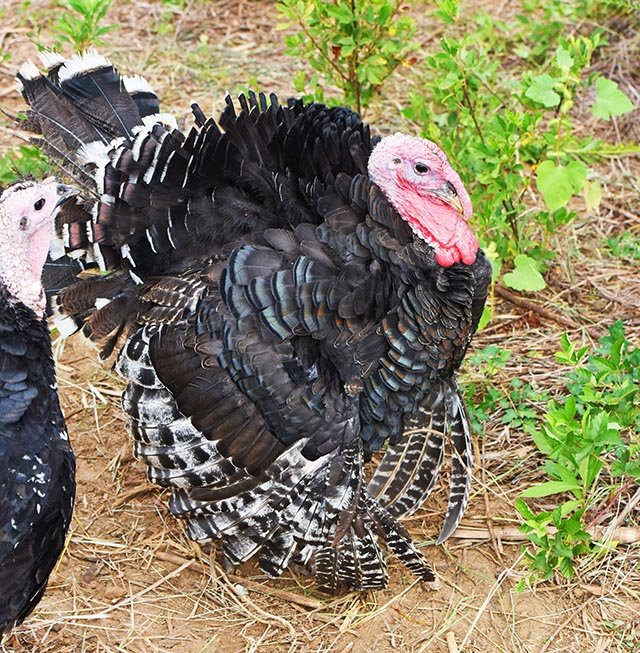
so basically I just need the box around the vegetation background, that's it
[0,0,637,651]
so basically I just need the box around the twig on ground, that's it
[601,200,640,223]
[495,285,588,332]
[538,601,592,653]
[446,631,460,653]
[452,524,640,545]
[113,484,157,507]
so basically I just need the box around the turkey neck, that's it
[0,225,49,317]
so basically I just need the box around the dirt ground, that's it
[0,1,638,652]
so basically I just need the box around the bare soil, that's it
[0,1,638,652]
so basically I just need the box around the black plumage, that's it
[0,179,76,636]
[19,52,491,591]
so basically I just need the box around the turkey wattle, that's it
[0,179,76,636]
[18,51,491,591]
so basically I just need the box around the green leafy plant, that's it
[592,76,635,120]
[276,0,416,114]
[52,0,116,51]
[517,322,640,583]
[516,500,592,582]
[463,345,548,435]
[0,145,50,186]
[402,0,636,298]
[606,232,640,261]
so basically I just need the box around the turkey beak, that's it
[54,184,78,209]
[431,181,464,216]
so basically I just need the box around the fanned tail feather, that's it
[18,51,182,278]
[368,378,473,543]
[437,381,473,543]
[177,440,437,591]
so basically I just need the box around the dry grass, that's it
[0,1,639,652]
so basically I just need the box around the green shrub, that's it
[517,322,640,582]
[0,145,50,186]
[403,0,636,294]
[276,0,417,114]
[53,0,117,51]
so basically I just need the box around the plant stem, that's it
[292,13,350,85]
[350,0,361,114]
[460,79,486,145]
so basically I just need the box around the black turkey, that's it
[18,51,491,591]
[0,179,76,636]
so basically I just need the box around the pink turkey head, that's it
[368,133,478,267]
[0,179,76,315]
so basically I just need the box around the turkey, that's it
[0,179,76,637]
[18,51,491,591]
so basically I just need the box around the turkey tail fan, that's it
[18,51,180,274]
[20,51,145,146]
[367,378,473,543]
[16,58,100,166]
[17,51,142,185]
[168,434,438,592]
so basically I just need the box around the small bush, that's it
[403,0,635,294]
[277,0,417,115]
[52,0,117,51]
[0,145,50,187]
[517,321,640,583]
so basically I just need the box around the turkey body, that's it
[0,288,75,636]
[19,52,491,591]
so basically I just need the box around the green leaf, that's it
[477,304,492,331]
[556,47,574,72]
[565,160,587,193]
[378,4,392,24]
[520,480,581,498]
[537,160,571,210]
[525,74,561,108]
[592,77,634,120]
[543,461,579,487]
[514,498,535,520]
[583,179,602,211]
[435,0,459,24]
[558,556,575,580]
[503,254,546,292]
[559,499,584,517]
[536,160,586,211]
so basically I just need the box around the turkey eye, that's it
[34,198,45,211]
[19,216,28,231]
[414,163,430,175]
